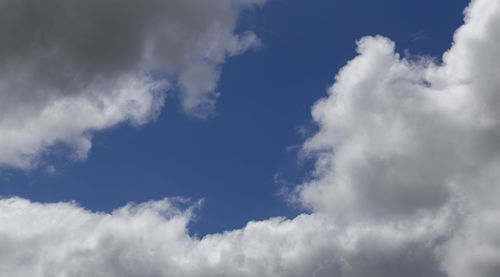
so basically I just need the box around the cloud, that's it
[294,0,500,274]
[2,0,500,276]
[298,0,500,221]
[0,197,450,277]
[0,0,264,169]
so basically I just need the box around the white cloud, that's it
[0,197,449,277]
[0,0,264,169]
[298,0,500,221]
[2,0,500,276]
[294,0,500,274]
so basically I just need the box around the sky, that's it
[1,0,500,276]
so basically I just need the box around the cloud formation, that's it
[0,197,449,277]
[0,0,264,168]
[298,0,500,223]
[296,0,500,274]
[2,0,500,276]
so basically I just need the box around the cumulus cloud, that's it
[0,0,264,168]
[298,0,500,223]
[0,197,450,277]
[295,0,500,274]
[2,0,500,276]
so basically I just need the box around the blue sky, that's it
[1,0,469,236]
[3,0,500,276]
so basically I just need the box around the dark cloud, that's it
[0,0,264,168]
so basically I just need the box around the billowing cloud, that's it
[298,0,500,223]
[0,0,264,168]
[295,0,500,274]
[2,0,500,276]
[0,197,450,277]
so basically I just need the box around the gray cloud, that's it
[0,0,264,168]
